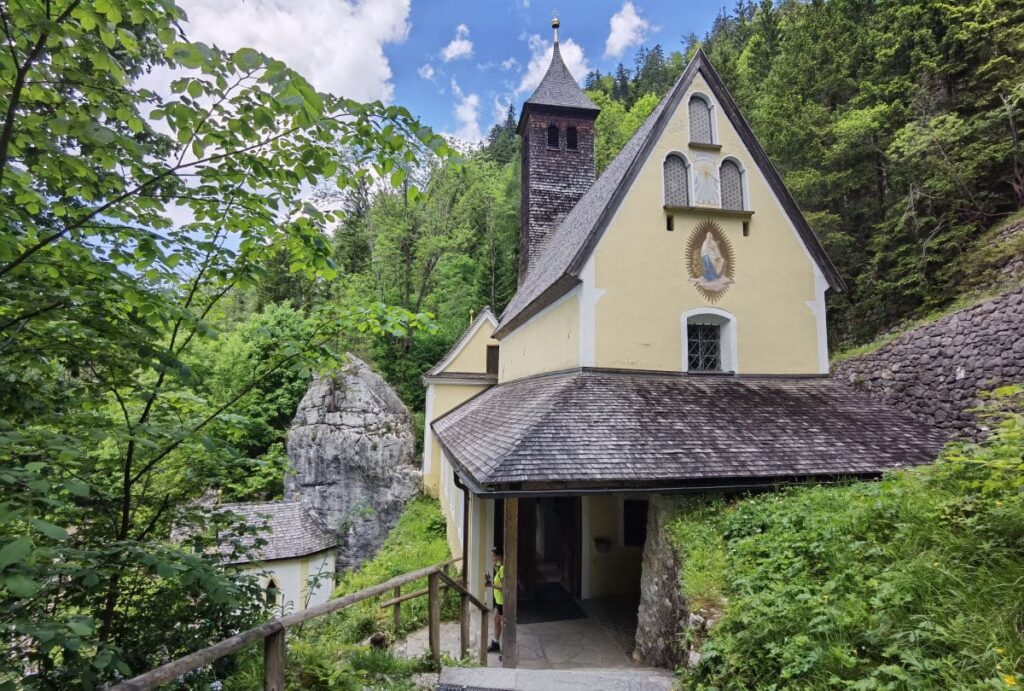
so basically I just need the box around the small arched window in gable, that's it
[663,154,689,207]
[265,578,279,606]
[566,126,578,151]
[689,95,713,144]
[547,124,560,149]
[720,159,744,210]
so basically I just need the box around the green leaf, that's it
[31,519,68,541]
[2,574,42,597]
[0,537,32,569]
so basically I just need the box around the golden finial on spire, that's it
[551,13,560,43]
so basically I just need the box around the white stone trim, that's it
[578,254,606,367]
[422,384,436,477]
[806,267,830,374]
[431,310,498,373]
[681,307,739,373]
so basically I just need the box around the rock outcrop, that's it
[634,495,689,668]
[286,355,419,571]
[833,287,1024,437]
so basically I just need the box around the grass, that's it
[670,387,1024,689]
[221,495,462,689]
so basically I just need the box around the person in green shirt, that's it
[485,547,504,653]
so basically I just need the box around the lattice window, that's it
[547,124,560,149]
[566,126,578,150]
[664,154,689,206]
[689,95,713,144]
[721,159,743,210]
[687,323,721,371]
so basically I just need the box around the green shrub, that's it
[672,388,1024,689]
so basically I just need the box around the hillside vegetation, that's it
[669,388,1024,689]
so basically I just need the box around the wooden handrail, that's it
[110,558,463,690]
[436,570,489,613]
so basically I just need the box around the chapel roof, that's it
[495,50,845,338]
[432,369,947,493]
[214,501,336,565]
[520,37,600,117]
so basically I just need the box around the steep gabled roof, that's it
[424,307,498,378]
[495,50,845,339]
[432,370,947,491]
[518,40,600,123]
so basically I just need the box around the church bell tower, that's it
[517,17,600,282]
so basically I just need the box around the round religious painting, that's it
[686,219,734,301]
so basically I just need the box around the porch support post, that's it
[460,488,470,658]
[502,497,519,668]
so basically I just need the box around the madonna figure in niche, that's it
[687,219,734,300]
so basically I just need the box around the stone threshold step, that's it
[437,665,675,691]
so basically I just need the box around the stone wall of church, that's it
[832,286,1024,436]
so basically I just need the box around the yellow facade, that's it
[498,291,580,383]
[581,496,644,598]
[590,75,825,374]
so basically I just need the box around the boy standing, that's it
[485,547,504,653]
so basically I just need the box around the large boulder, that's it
[634,495,689,668]
[285,355,419,571]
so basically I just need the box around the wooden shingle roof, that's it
[217,501,336,565]
[432,369,947,493]
[495,50,845,338]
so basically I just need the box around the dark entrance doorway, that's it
[494,497,583,624]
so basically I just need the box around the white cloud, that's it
[517,34,591,95]
[501,57,520,71]
[446,79,484,143]
[441,23,474,62]
[172,0,410,102]
[604,1,650,58]
[418,63,436,81]
[493,96,512,124]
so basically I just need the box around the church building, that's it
[422,20,944,668]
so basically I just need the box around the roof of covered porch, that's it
[431,368,949,495]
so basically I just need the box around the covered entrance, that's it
[491,495,645,668]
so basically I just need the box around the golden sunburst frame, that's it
[685,218,735,302]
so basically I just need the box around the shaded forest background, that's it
[253,0,1023,414]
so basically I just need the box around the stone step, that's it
[437,665,675,691]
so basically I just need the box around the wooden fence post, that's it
[428,572,441,665]
[392,585,401,632]
[479,606,488,665]
[263,628,285,691]
[460,592,470,659]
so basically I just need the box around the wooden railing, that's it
[110,557,489,690]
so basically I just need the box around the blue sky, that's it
[177,1,728,143]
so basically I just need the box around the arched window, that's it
[689,95,713,144]
[566,126,578,151]
[683,309,737,373]
[265,578,279,606]
[547,124,560,149]
[663,154,689,207]
[720,159,744,210]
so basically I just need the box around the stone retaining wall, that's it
[832,287,1024,436]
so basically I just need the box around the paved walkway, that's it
[396,609,635,669]
[437,666,675,690]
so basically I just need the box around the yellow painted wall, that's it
[589,73,824,374]
[445,324,498,372]
[584,496,643,598]
[425,383,488,496]
[498,291,580,383]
